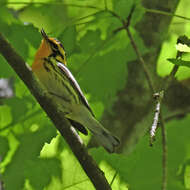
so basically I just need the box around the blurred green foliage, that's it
[157,0,190,80]
[0,0,190,190]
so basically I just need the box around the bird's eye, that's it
[51,43,58,50]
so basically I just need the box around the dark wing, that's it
[57,62,95,117]
[68,119,88,135]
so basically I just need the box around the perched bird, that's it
[32,29,120,153]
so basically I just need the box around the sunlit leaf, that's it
[176,43,190,53]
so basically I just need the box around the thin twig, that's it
[158,43,186,190]
[110,171,118,187]
[163,65,179,91]
[4,2,102,10]
[150,91,164,146]
[160,115,167,190]
[107,6,155,93]
[145,8,190,21]
[104,0,108,10]
[70,11,104,25]
[163,49,181,91]
[157,45,183,190]
[0,32,111,190]
[124,6,155,93]
[157,40,183,190]
[164,109,190,122]
[75,28,122,76]
[106,9,125,25]
[74,20,96,26]
[123,6,167,190]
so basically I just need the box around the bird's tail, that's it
[67,105,120,153]
[88,117,120,153]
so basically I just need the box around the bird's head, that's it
[33,29,67,66]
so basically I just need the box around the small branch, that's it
[157,40,184,190]
[158,46,187,190]
[150,92,167,190]
[163,65,179,91]
[164,109,190,122]
[123,6,168,190]
[145,8,190,21]
[150,101,161,142]
[106,10,125,25]
[160,115,167,190]
[104,0,108,10]
[70,11,104,25]
[126,31,155,93]
[107,5,155,93]
[163,48,182,91]
[75,29,121,76]
[124,6,155,93]
[149,91,164,146]
[0,33,111,190]
[110,171,118,187]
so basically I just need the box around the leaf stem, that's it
[145,8,190,21]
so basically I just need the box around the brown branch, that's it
[150,91,164,146]
[0,32,111,190]
[160,114,167,190]
[106,6,155,94]
[125,13,155,93]
[158,46,184,190]
[164,109,190,122]
[163,49,181,91]
[126,27,155,93]
[123,6,167,190]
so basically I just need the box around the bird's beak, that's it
[41,28,49,42]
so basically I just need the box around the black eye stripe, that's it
[48,39,65,62]
[49,41,58,49]
[50,51,65,60]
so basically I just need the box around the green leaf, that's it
[167,58,190,68]
[80,49,127,106]
[0,105,12,128]
[59,26,77,55]
[113,0,134,19]
[19,4,68,34]
[184,165,190,189]
[3,124,57,190]
[91,115,190,190]
[40,135,94,190]
[131,3,145,26]
[24,158,62,190]
[0,136,9,159]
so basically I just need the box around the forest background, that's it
[0,0,190,190]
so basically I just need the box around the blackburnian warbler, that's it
[32,29,120,153]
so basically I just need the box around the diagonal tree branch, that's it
[0,32,111,190]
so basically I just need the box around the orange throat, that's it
[32,39,51,72]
